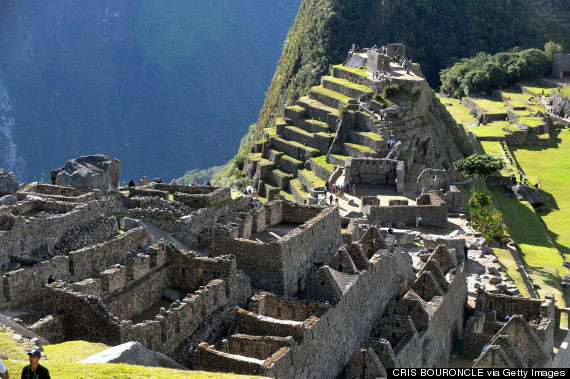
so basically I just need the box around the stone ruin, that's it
[416,168,463,210]
[1,163,569,376]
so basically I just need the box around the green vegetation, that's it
[491,248,531,298]
[0,332,259,379]
[441,46,554,98]
[453,154,506,189]
[468,191,507,243]
[333,65,369,77]
[520,83,556,97]
[469,122,511,139]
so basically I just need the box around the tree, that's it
[453,154,506,190]
[544,41,563,60]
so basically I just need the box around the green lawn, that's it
[556,86,570,98]
[515,117,545,128]
[471,97,508,114]
[491,248,531,298]
[0,334,261,379]
[490,187,569,320]
[519,83,556,96]
[334,64,369,77]
[468,121,511,138]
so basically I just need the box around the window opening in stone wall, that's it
[321,281,325,286]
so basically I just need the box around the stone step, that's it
[328,154,351,167]
[295,118,331,134]
[271,137,320,162]
[289,178,308,204]
[266,149,284,165]
[282,125,334,155]
[307,156,335,181]
[269,169,294,189]
[321,76,373,100]
[284,105,307,122]
[342,142,378,158]
[310,85,351,110]
[347,129,385,151]
[296,96,339,130]
[277,153,304,176]
[255,158,275,180]
[297,168,325,191]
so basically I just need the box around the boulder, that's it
[51,155,121,192]
[79,341,186,370]
[0,169,19,195]
[512,183,545,207]
[0,194,17,206]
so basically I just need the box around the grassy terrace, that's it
[0,332,259,379]
[491,248,531,298]
[468,121,511,138]
[470,97,508,114]
[322,76,373,94]
[519,83,556,96]
[311,85,352,104]
[333,64,369,77]
[297,96,340,116]
[436,95,477,126]
[344,142,375,153]
[477,141,517,177]
[556,86,570,98]
[298,168,325,187]
[353,129,383,141]
[311,155,335,172]
[516,117,545,127]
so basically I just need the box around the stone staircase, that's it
[248,65,394,203]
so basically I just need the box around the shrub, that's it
[383,84,403,98]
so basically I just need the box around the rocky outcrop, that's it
[0,169,19,195]
[79,341,187,370]
[51,155,121,192]
[512,183,546,207]
[550,91,570,120]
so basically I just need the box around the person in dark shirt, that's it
[21,350,50,379]
[128,178,135,187]
[47,275,55,284]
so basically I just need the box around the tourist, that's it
[137,243,143,254]
[352,184,356,196]
[128,178,135,188]
[156,177,163,183]
[206,180,211,186]
[47,275,55,284]
[329,194,333,205]
[143,243,149,254]
[191,179,197,186]
[335,195,339,205]
[415,215,422,228]
[21,350,50,379]
[0,357,9,379]
[171,179,177,184]
[505,315,512,322]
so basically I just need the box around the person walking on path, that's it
[352,184,356,196]
[22,350,50,379]
[0,358,9,379]
[415,215,422,228]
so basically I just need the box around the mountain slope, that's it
[257,0,570,133]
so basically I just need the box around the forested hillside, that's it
[256,0,570,132]
[0,0,299,182]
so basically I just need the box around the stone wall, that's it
[366,50,391,73]
[32,244,251,357]
[347,158,402,186]
[69,227,151,280]
[1,256,70,308]
[211,202,342,296]
[364,192,447,228]
[18,183,101,203]
[0,198,116,264]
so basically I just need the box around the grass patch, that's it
[471,97,508,114]
[519,83,555,96]
[334,64,369,77]
[353,129,383,141]
[311,85,352,104]
[515,117,545,128]
[491,248,530,298]
[556,86,570,99]
[436,95,477,126]
[322,76,373,94]
[311,155,334,172]
[344,142,375,153]
[297,96,339,116]
[469,121,511,138]
[489,187,568,317]
[298,168,325,188]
